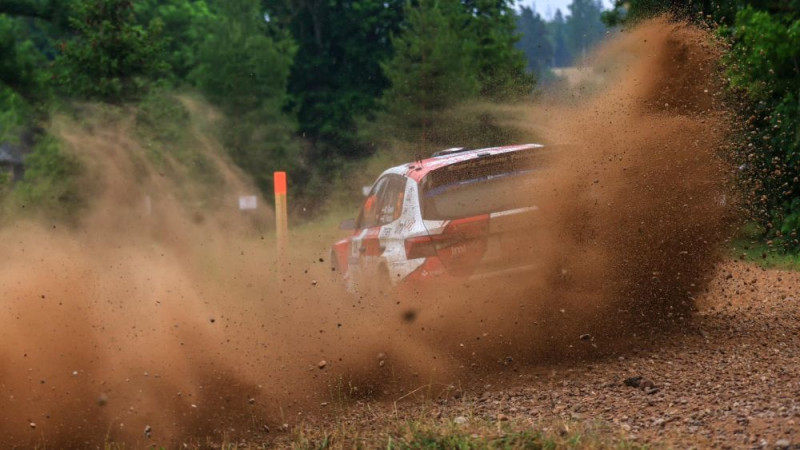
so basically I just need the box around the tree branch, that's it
[0,0,52,21]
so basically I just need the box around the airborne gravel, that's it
[287,261,800,448]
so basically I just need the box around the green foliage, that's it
[463,0,534,99]
[516,2,607,73]
[379,0,479,146]
[565,0,606,63]
[134,0,215,81]
[516,6,553,76]
[603,1,800,252]
[135,90,191,148]
[0,14,50,101]
[54,0,169,102]
[723,7,800,250]
[601,0,785,26]
[550,9,572,67]
[278,0,404,160]
[133,92,230,196]
[12,134,83,219]
[0,0,544,219]
[0,167,10,194]
[190,0,301,196]
[731,223,800,270]
[0,85,32,144]
[375,0,535,154]
[191,0,295,113]
[725,8,800,99]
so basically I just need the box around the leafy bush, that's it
[135,89,191,148]
[0,169,10,191]
[0,85,31,144]
[12,135,84,220]
[603,1,800,252]
[54,0,169,102]
[189,0,302,200]
[723,7,800,250]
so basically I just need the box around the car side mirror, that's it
[339,218,356,230]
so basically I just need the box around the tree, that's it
[0,15,46,101]
[565,0,605,64]
[724,6,800,250]
[602,0,800,250]
[462,0,534,99]
[275,0,404,160]
[515,5,553,75]
[54,0,168,102]
[134,0,216,82]
[380,0,479,146]
[550,8,572,67]
[191,0,294,113]
[190,0,301,195]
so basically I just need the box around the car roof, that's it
[379,143,544,182]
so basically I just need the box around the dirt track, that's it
[2,20,788,448]
[285,260,799,448]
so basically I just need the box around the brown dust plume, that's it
[0,19,736,446]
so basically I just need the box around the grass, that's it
[278,391,649,450]
[286,416,649,450]
[731,240,800,270]
[729,223,800,271]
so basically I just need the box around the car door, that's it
[351,175,408,288]
[372,175,408,283]
[348,177,389,285]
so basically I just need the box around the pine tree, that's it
[462,0,534,99]
[54,0,168,102]
[565,0,605,64]
[191,0,295,113]
[277,0,404,160]
[515,6,553,76]
[550,8,572,67]
[190,0,300,195]
[381,0,479,143]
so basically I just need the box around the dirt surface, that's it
[1,19,783,449]
[282,261,799,449]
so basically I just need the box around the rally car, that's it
[330,144,551,294]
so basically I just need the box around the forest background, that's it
[0,0,797,251]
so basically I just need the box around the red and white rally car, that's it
[330,144,550,294]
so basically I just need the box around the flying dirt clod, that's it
[0,18,735,447]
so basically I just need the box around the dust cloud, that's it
[0,19,735,446]
[364,19,735,375]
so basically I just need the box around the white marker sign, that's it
[238,195,258,210]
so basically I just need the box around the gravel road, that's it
[293,261,800,448]
[456,261,800,448]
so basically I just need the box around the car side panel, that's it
[331,237,351,273]
[380,178,427,285]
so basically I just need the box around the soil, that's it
[3,20,789,449]
[279,260,800,448]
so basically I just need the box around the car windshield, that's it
[420,149,542,220]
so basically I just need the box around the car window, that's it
[377,176,406,225]
[356,175,406,229]
[420,150,540,220]
[357,177,388,229]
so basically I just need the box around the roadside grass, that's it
[282,390,647,450]
[85,411,647,449]
[729,224,800,271]
[731,240,800,270]
[287,416,648,450]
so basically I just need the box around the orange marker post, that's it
[274,172,288,269]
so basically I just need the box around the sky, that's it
[524,0,614,20]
